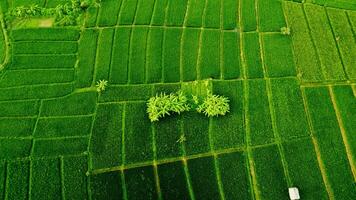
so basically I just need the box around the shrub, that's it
[146,92,190,122]
[281,27,291,35]
[146,90,230,122]
[196,92,230,117]
[96,80,108,93]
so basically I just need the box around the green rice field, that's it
[0,0,355,199]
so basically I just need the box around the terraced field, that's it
[0,0,355,199]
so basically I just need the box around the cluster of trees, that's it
[7,0,101,26]
[147,91,230,122]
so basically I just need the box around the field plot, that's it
[0,0,356,199]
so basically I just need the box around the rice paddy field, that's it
[0,0,355,199]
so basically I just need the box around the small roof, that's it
[288,187,300,200]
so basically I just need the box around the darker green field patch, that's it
[35,116,92,138]
[188,156,221,199]
[30,158,61,200]
[97,0,121,26]
[0,100,39,117]
[211,81,245,150]
[146,27,164,83]
[217,152,252,200]
[90,171,123,200]
[253,145,289,200]
[262,34,296,77]
[247,79,274,146]
[222,31,241,79]
[110,27,131,84]
[158,161,191,199]
[0,69,74,87]
[32,137,88,157]
[129,27,148,84]
[90,104,123,170]
[0,118,35,137]
[10,28,80,41]
[6,160,30,200]
[304,86,356,199]
[283,138,329,200]
[124,166,158,199]
[124,102,153,164]
[94,28,115,82]
[200,30,220,79]
[243,32,263,78]
[11,55,77,69]
[270,78,310,140]
[76,29,99,88]
[63,155,88,199]
[99,85,152,102]
[0,138,32,159]
[40,92,97,116]
[163,28,182,83]
[135,0,156,25]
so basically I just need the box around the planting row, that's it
[285,2,356,82]
[90,78,309,169]
[77,27,295,87]
[89,0,287,32]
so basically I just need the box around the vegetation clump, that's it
[146,92,190,122]
[96,79,108,93]
[196,92,230,117]
[281,27,291,35]
[147,90,230,122]
[6,0,100,26]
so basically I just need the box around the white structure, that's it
[289,187,300,200]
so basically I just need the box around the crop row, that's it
[77,27,296,87]
[285,2,356,82]
[90,0,287,32]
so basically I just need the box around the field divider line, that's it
[12,40,79,44]
[85,24,236,31]
[302,4,328,81]
[179,115,196,200]
[282,2,303,84]
[219,0,224,80]
[0,8,10,72]
[243,78,259,200]
[208,85,226,200]
[60,156,66,200]
[120,103,128,200]
[86,93,99,200]
[90,29,102,86]
[38,114,94,119]
[28,99,42,200]
[345,11,356,42]
[115,0,126,26]
[104,0,124,83]
[108,26,118,85]
[0,116,37,119]
[13,53,78,56]
[179,0,191,83]
[3,161,9,200]
[328,86,356,181]
[352,85,356,97]
[7,68,75,72]
[34,135,90,141]
[265,79,293,186]
[149,86,162,200]
[301,79,356,87]
[195,0,208,81]
[257,0,292,185]
[324,7,349,80]
[0,81,76,90]
[300,87,335,199]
